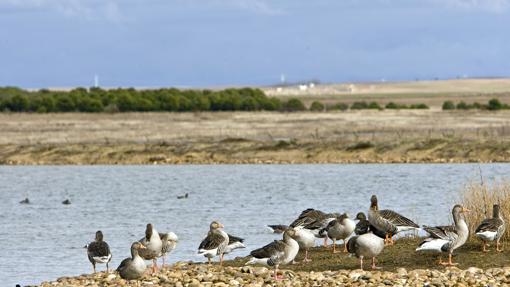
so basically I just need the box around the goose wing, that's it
[87,241,111,258]
[227,234,244,244]
[379,209,419,227]
[116,258,131,272]
[289,209,325,228]
[475,218,504,233]
[250,240,286,260]
[423,225,457,240]
[199,231,227,250]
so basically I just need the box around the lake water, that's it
[1,164,510,286]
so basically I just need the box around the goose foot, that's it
[440,254,458,266]
[497,241,504,252]
[371,257,382,270]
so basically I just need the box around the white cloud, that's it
[432,0,510,13]
[0,0,124,22]
[228,0,284,15]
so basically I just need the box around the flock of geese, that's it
[85,195,506,281]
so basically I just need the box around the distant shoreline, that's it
[2,110,510,165]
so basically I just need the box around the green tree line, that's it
[0,87,283,113]
[442,98,510,111]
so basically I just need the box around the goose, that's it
[293,225,316,262]
[354,212,387,239]
[246,228,300,280]
[224,234,246,255]
[416,204,470,266]
[475,204,506,252]
[346,232,385,270]
[19,198,30,204]
[321,213,356,253]
[368,195,419,245]
[267,225,289,234]
[159,232,178,267]
[86,230,112,273]
[117,242,147,280]
[138,223,163,273]
[198,221,229,265]
[290,208,340,247]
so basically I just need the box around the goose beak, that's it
[139,244,147,249]
[219,223,225,228]
[462,207,471,213]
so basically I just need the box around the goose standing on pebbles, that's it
[159,232,178,267]
[86,230,112,273]
[290,208,339,247]
[117,242,147,280]
[416,204,470,266]
[138,223,163,273]
[368,195,419,245]
[246,228,300,280]
[321,213,356,253]
[475,204,506,252]
[198,221,229,265]
[346,231,385,270]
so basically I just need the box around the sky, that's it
[0,0,509,88]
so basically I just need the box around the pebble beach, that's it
[34,262,510,287]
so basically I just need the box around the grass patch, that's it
[461,181,510,241]
[225,238,510,272]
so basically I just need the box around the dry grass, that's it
[461,181,510,241]
[264,78,510,107]
[2,111,510,164]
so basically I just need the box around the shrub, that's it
[309,101,325,111]
[282,98,306,112]
[488,98,503,111]
[350,101,369,110]
[456,101,470,110]
[442,101,455,110]
[327,103,349,111]
[410,103,429,109]
[368,102,383,110]
[385,102,402,109]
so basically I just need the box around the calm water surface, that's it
[1,164,509,286]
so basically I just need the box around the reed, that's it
[460,180,510,241]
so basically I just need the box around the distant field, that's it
[264,78,510,107]
[2,110,510,164]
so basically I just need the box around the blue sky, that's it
[1,0,509,88]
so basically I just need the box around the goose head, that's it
[145,223,154,241]
[355,212,366,221]
[370,195,378,211]
[283,228,298,241]
[95,230,104,242]
[131,242,146,258]
[210,221,224,230]
[452,204,470,223]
